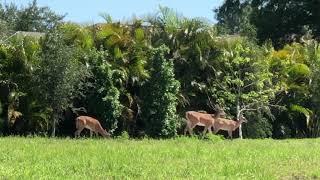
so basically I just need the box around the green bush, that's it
[83,49,123,134]
[141,45,180,138]
[117,131,130,140]
[202,133,225,143]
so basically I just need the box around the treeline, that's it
[1,0,320,138]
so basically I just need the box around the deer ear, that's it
[241,115,247,122]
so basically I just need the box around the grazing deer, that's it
[74,116,111,138]
[213,115,247,139]
[184,107,225,135]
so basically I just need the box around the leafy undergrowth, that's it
[0,136,319,179]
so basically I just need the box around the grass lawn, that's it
[0,136,319,179]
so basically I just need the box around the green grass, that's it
[0,136,320,179]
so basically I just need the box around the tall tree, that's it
[146,6,223,115]
[0,0,64,32]
[251,0,312,47]
[35,29,89,136]
[91,20,150,134]
[81,48,123,134]
[216,0,320,48]
[215,0,256,38]
[0,2,18,30]
[141,45,180,137]
[209,37,276,138]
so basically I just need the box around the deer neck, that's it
[234,120,243,129]
[212,113,221,119]
[101,129,110,137]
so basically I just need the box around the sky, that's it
[2,0,224,24]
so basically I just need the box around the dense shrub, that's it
[141,45,180,138]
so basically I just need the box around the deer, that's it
[74,116,111,138]
[184,106,225,135]
[213,114,247,139]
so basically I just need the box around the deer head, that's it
[239,114,247,123]
[213,104,226,118]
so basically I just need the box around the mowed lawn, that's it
[0,137,320,179]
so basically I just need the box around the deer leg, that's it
[90,130,93,138]
[189,123,197,135]
[188,127,193,135]
[186,126,193,135]
[202,127,207,135]
[185,122,193,135]
[208,125,212,134]
[184,123,195,136]
[184,125,189,135]
[74,126,84,138]
[228,131,233,140]
[202,126,208,135]
[213,128,220,134]
[211,126,215,133]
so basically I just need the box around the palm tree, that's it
[145,6,220,113]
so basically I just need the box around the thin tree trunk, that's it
[51,113,57,137]
[236,77,243,139]
[237,103,243,139]
[51,118,56,137]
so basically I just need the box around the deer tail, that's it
[185,112,191,122]
[75,117,79,129]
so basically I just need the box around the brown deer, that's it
[184,107,225,135]
[213,115,247,139]
[74,116,111,138]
